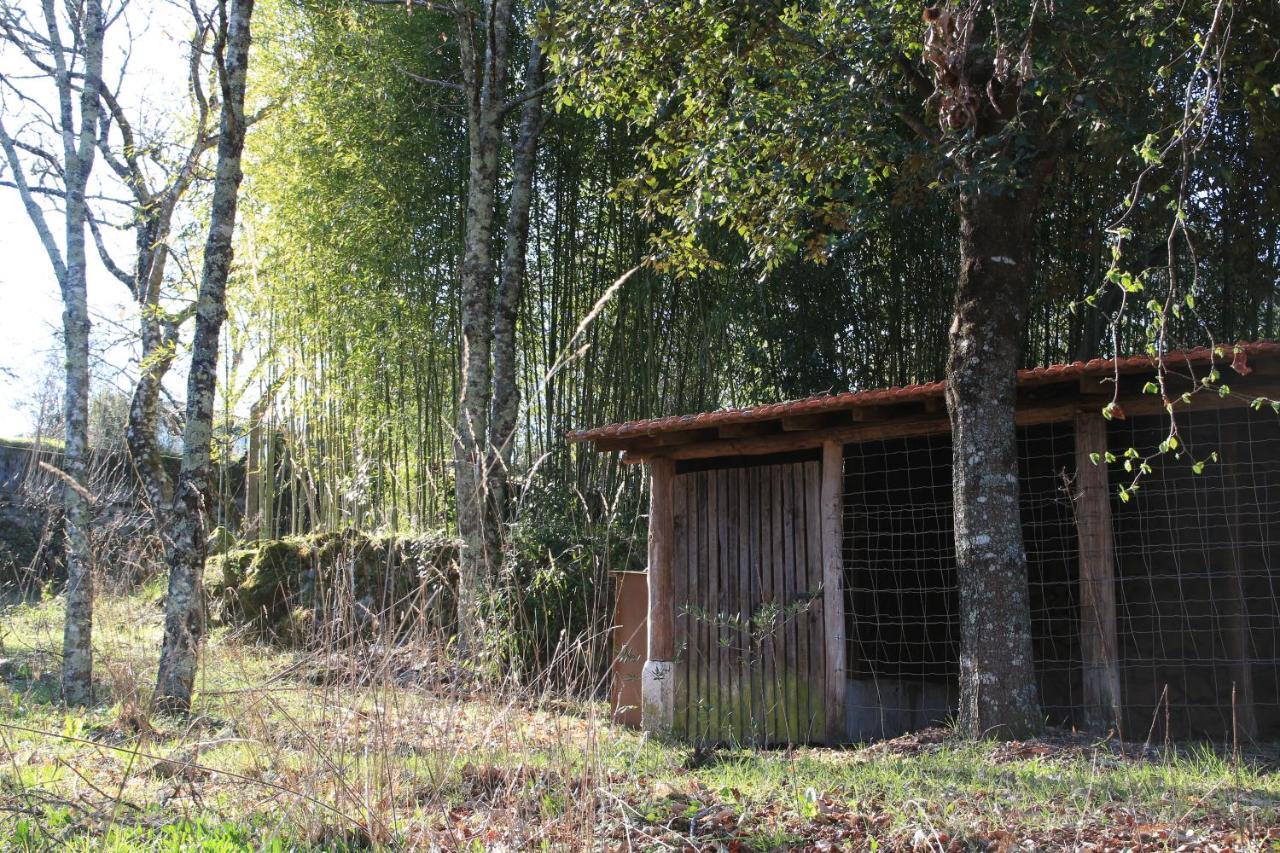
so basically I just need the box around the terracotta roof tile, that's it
[567,341,1280,445]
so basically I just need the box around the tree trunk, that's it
[155,0,255,713]
[126,234,178,516]
[946,183,1044,739]
[489,39,546,525]
[58,0,106,707]
[452,0,513,654]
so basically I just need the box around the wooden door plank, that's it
[746,465,763,743]
[771,463,787,742]
[673,472,689,737]
[692,471,708,742]
[805,459,825,741]
[780,462,799,742]
[717,467,732,742]
[759,464,777,743]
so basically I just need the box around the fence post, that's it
[643,456,676,734]
[821,440,847,744]
[1074,411,1121,733]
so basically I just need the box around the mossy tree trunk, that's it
[155,0,256,713]
[0,0,107,705]
[947,183,1045,739]
[489,37,546,526]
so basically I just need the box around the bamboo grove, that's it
[234,0,1280,548]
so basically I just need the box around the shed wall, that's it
[650,405,1280,744]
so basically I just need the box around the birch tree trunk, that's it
[0,0,107,705]
[452,0,513,654]
[489,39,546,524]
[155,0,256,712]
[57,0,105,706]
[946,183,1044,739]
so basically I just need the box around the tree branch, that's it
[396,65,466,92]
[86,211,132,286]
[0,113,66,281]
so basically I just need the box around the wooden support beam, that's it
[1074,412,1121,733]
[820,440,847,744]
[716,421,779,439]
[781,413,842,432]
[642,457,676,733]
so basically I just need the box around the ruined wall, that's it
[0,440,247,590]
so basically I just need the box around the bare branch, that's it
[0,113,66,280]
[86,211,132,286]
[396,65,466,93]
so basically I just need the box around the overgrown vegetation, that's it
[1,588,1277,850]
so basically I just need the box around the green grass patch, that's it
[1,590,1277,850]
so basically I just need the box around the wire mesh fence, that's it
[841,407,1280,743]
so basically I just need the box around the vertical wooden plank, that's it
[732,466,742,742]
[805,459,826,742]
[717,467,732,742]
[717,466,731,743]
[746,465,763,743]
[759,464,776,743]
[733,467,745,744]
[693,471,708,742]
[773,461,793,742]
[822,441,847,744]
[705,468,721,741]
[673,472,689,737]
[803,458,824,737]
[800,461,821,740]
[771,463,787,742]
[1074,413,1121,733]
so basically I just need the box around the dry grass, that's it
[1,586,1278,851]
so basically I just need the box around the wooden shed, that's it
[573,343,1280,744]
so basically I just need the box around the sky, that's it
[0,0,195,437]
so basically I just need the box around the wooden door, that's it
[672,459,827,744]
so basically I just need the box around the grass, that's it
[1,588,1278,850]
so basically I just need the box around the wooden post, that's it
[643,456,676,734]
[821,440,847,744]
[1074,412,1121,733]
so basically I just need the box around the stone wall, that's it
[0,439,247,590]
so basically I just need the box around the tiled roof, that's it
[568,341,1280,445]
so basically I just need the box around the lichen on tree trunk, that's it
[55,0,107,707]
[489,39,546,527]
[946,184,1044,739]
[155,0,256,713]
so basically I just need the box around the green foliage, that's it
[489,477,646,681]
[237,0,1280,550]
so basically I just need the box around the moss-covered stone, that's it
[205,528,460,644]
